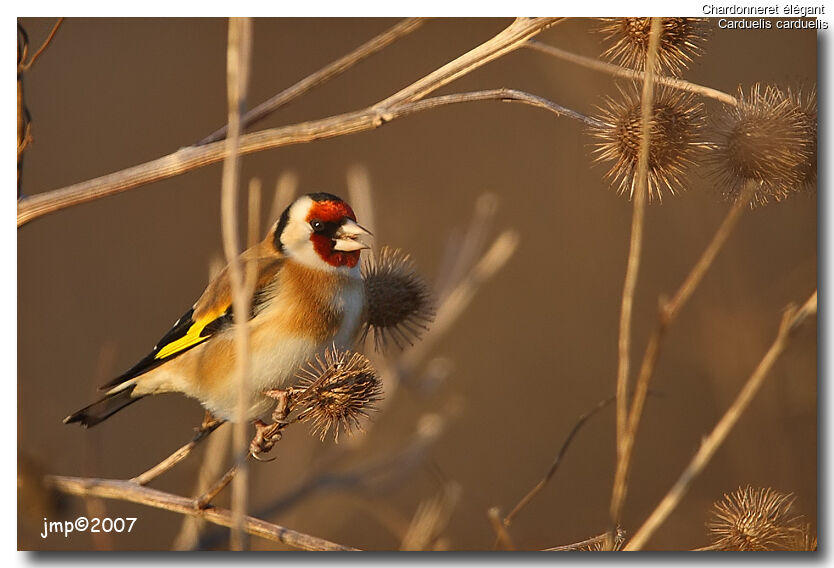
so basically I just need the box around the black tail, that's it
[63,385,143,427]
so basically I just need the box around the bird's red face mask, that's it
[306,200,371,268]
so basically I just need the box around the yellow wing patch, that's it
[154,306,228,360]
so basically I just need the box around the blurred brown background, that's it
[17,18,816,551]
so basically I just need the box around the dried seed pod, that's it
[588,84,708,201]
[598,18,710,76]
[709,84,817,206]
[295,348,382,442]
[362,246,435,351]
[789,86,817,192]
[707,486,806,551]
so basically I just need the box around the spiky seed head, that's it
[588,84,708,202]
[362,246,435,351]
[789,86,817,193]
[709,84,817,207]
[707,486,806,551]
[295,348,382,442]
[598,18,710,76]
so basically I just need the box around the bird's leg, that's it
[249,388,298,459]
[263,388,292,424]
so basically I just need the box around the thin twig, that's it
[198,18,427,145]
[399,88,601,126]
[664,182,758,322]
[22,17,64,71]
[45,475,359,551]
[612,19,661,535]
[503,395,617,526]
[130,420,224,486]
[172,419,232,550]
[195,464,239,509]
[524,40,738,106]
[221,16,254,552]
[18,17,561,227]
[609,182,758,528]
[624,291,817,550]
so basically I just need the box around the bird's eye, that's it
[310,219,324,232]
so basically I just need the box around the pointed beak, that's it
[332,219,373,252]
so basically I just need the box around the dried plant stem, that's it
[664,181,758,320]
[130,420,224,486]
[609,181,757,541]
[524,40,737,106]
[173,422,232,550]
[221,17,253,552]
[45,475,359,551]
[613,19,661,527]
[21,17,64,71]
[625,291,817,551]
[18,17,561,227]
[199,18,427,145]
[17,90,588,227]
[195,463,240,509]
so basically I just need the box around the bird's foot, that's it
[250,419,282,461]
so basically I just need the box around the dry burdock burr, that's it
[588,84,708,202]
[705,486,816,551]
[597,17,710,76]
[709,84,817,207]
[361,246,436,351]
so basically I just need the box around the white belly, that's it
[203,278,365,422]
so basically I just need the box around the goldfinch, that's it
[64,192,371,427]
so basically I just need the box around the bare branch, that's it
[17,90,583,227]
[45,475,359,551]
[22,17,64,71]
[198,18,427,145]
[18,17,562,227]
[625,291,817,550]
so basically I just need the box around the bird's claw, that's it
[249,419,282,459]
